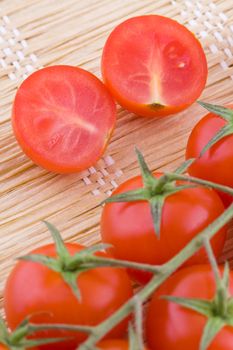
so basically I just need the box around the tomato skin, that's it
[12,65,116,173]
[186,106,233,207]
[4,243,133,350]
[102,15,207,117]
[97,339,148,349]
[101,174,226,284]
[146,265,233,350]
[0,345,38,350]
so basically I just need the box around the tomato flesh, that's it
[4,243,133,350]
[101,174,226,284]
[102,15,207,117]
[146,265,233,350]
[186,106,233,206]
[12,66,116,173]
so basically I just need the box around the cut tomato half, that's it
[12,66,116,173]
[102,15,207,117]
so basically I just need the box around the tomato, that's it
[4,243,133,350]
[146,265,233,350]
[102,15,207,117]
[186,105,233,207]
[0,345,37,350]
[100,174,226,284]
[12,65,116,173]
[97,339,148,349]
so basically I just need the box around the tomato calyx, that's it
[0,316,68,350]
[102,149,196,237]
[162,241,233,350]
[19,221,110,300]
[197,101,233,156]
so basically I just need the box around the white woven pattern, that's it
[177,0,233,75]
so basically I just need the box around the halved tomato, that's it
[102,15,207,117]
[12,65,116,173]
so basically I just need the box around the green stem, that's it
[27,323,93,335]
[73,256,161,274]
[204,240,228,317]
[167,173,233,196]
[9,325,28,344]
[78,203,233,349]
[134,296,144,350]
[151,174,169,194]
[204,239,222,283]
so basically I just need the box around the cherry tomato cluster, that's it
[3,14,233,350]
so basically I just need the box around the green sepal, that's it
[149,196,165,238]
[197,101,233,156]
[19,223,114,300]
[18,254,61,273]
[43,221,70,260]
[162,295,212,317]
[61,271,82,300]
[164,246,233,350]
[0,316,9,339]
[62,244,115,299]
[65,243,112,271]
[135,148,156,188]
[200,317,225,350]
[102,149,198,238]
[0,315,71,350]
[102,188,149,205]
[198,101,233,122]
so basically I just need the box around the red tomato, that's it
[146,265,233,350]
[186,106,233,207]
[101,174,226,284]
[0,345,37,350]
[4,243,133,350]
[12,65,116,173]
[97,339,148,349]
[102,15,207,117]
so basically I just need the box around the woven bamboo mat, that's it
[1,0,233,310]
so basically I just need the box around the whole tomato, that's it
[186,105,233,207]
[97,339,148,349]
[146,265,233,350]
[4,243,133,350]
[101,174,226,284]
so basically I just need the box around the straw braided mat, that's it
[1,0,233,311]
